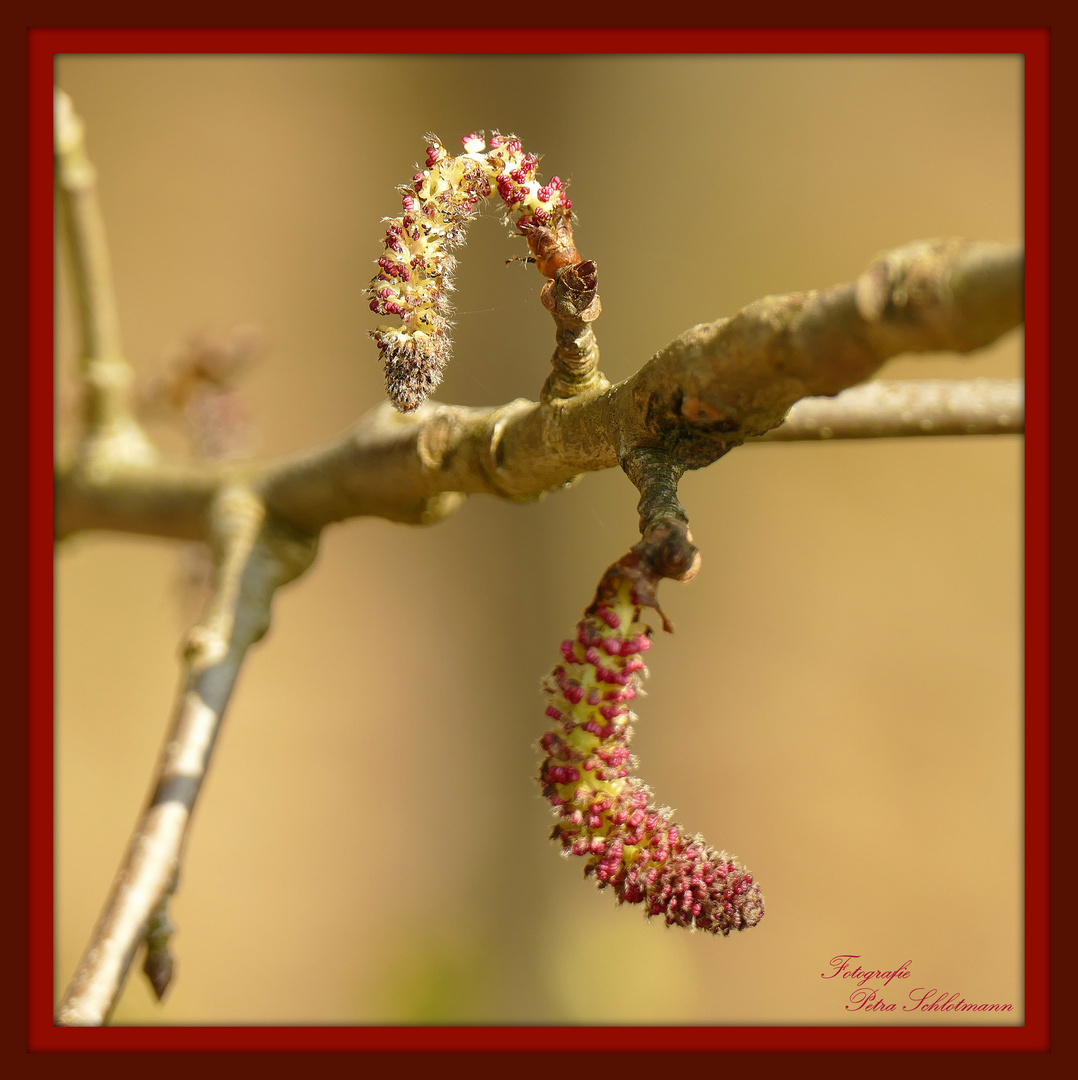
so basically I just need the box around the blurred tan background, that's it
[54,55,1023,1026]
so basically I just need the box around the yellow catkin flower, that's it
[539,556,764,935]
[367,132,573,412]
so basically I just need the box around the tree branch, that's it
[54,94,1023,1026]
[54,89,156,473]
[54,487,317,1026]
[57,238,1021,542]
[253,237,1026,526]
[755,377,1023,442]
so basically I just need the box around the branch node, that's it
[56,87,157,473]
[478,398,547,501]
[588,517,701,635]
[540,256,607,402]
[141,888,176,1002]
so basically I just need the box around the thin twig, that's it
[55,487,317,1026]
[54,89,156,473]
[757,378,1023,442]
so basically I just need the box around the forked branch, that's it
[56,237,1024,543]
[55,487,316,1026]
[54,89,156,473]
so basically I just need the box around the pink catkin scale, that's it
[537,550,764,936]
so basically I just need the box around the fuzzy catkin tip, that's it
[538,560,764,935]
[367,131,574,412]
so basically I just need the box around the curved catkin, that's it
[539,570,764,935]
[367,132,573,412]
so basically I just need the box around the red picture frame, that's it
[27,25,1051,1056]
